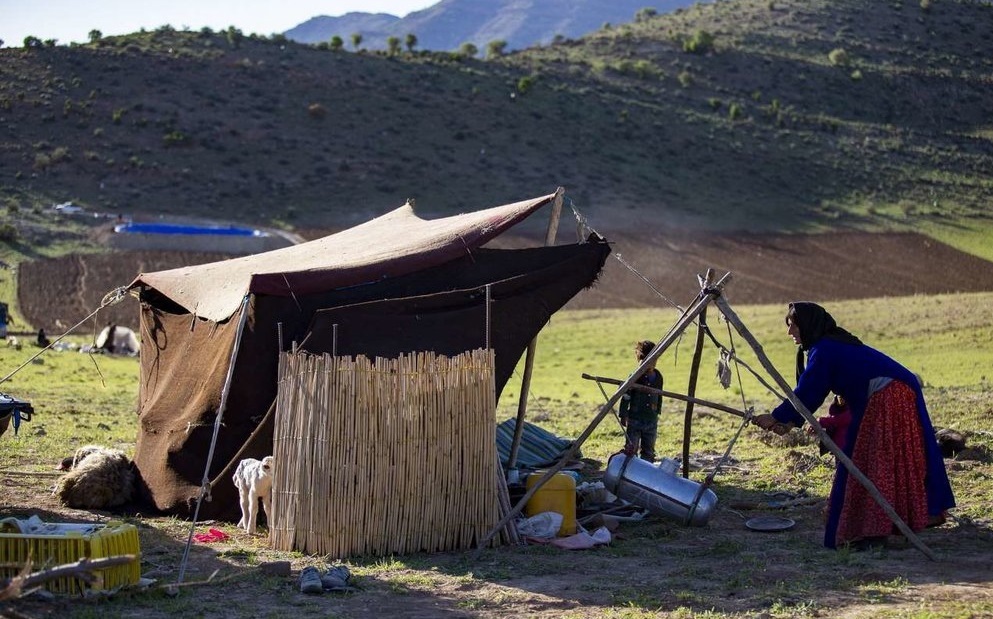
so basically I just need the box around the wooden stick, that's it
[1,555,136,598]
[507,187,565,470]
[474,273,732,554]
[682,268,714,477]
[580,374,752,421]
[713,295,937,561]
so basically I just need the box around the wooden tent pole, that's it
[713,295,937,561]
[681,268,714,477]
[507,187,565,470]
[475,273,731,554]
[580,374,750,421]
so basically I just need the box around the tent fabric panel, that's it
[300,240,611,396]
[128,194,555,322]
[133,305,242,512]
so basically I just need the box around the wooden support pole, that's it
[713,295,937,561]
[682,268,714,477]
[507,187,565,470]
[580,374,751,421]
[475,272,732,554]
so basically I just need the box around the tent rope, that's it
[0,285,130,387]
[567,197,685,313]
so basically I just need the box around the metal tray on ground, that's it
[745,516,796,532]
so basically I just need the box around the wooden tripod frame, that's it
[478,271,937,561]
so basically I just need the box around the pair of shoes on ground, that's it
[299,564,352,594]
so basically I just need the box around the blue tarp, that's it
[496,418,577,469]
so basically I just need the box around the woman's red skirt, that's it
[835,380,929,545]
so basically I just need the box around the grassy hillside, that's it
[0,0,990,246]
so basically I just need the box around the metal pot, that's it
[603,453,718,526]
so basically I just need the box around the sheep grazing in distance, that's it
[55,445,135,510]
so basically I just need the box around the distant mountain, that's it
[285,0,704,51]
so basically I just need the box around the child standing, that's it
[619,340,664,462]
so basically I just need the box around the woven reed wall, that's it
[270,349,500,557]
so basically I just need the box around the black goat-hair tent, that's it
[128,192,610,518]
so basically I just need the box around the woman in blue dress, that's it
[753,302,954,549]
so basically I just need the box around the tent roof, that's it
[129,192,556,322]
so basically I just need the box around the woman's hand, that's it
[752,413,795,436]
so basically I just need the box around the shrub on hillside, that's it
[307,103,327,119]
[0,223,18,242]
[828,48,850,66]
[683,30,715,55]
[162,131,189,146]
[517,76,535,95]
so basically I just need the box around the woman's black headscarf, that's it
[787,301,863,380]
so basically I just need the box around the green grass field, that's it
[3,291,990,484]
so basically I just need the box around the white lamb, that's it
[233,456,274,534]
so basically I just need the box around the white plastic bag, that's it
[516,511,563,538]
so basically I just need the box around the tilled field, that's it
[15,230,993,333]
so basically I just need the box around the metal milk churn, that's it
[603,453,718,526]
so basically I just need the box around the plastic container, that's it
[604,453,718,526]
[525,471,577,536]
[0,521,141,593]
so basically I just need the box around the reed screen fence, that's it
[270,349,500,557]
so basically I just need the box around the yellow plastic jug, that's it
[525,471,577,536]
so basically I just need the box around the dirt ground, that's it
[3,455,992,618]
[15,229,993,332]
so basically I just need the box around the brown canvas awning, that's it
[129,194,555,322]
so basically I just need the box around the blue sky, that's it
[0,1,437,47]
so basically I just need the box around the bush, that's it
[307,103,327,119]
[683,30,715,55]
[0,223,18,242]
[517,76,535,95]
[162,131,189,146]
[828,48,850,66]
[677,70,693,87]
[635,8,658,22]
[729,103,742,121]
[486,40,507,59]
